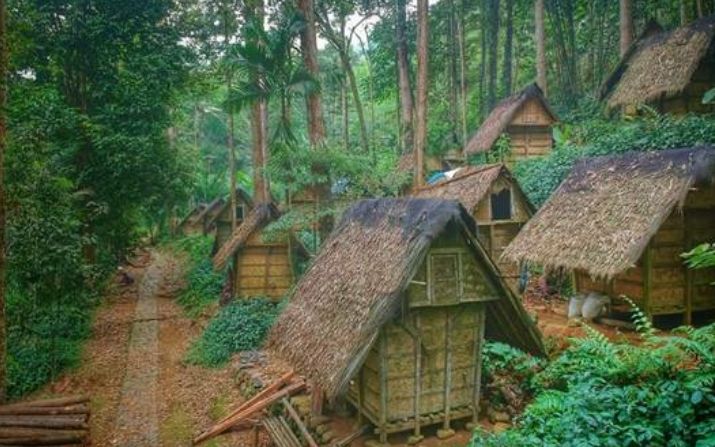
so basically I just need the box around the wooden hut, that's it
[209,188,254,252]
[178,198,224,236]
[266,198,544,443]
[415,164,534,292]
[464,84,557,166]
[601,16,715,115]
[213,203,308,300]
[503,147,715,325]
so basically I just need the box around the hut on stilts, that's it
[503,147,715,326]
[464,83,557,167]
[415,164,534,293]
[213,203,309,300]
[601,15,715,115]
[266,198,544,444]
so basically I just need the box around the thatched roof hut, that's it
[267,198,543,402]
[504,147,715,323]
[213,203,308,300]
[601,15,715,113]
[465,83,557,160]
[415,164,534,292]
[209,188,255,252]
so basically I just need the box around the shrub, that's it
[186,298,283,367]
[169,234,224,317]
[470,322,715,447]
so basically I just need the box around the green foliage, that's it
[683,243,715,270]
[170,235,224,318]
[186,299,283,367]
[482,342,544,390]
[513,114,715,206]
[471,322,715,447]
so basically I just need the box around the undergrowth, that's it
[168,234,224,317]
[186,298,284,367]
[471,315,715,447]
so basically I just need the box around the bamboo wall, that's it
[473,177,531,293]
[504,97,555,167]
[575,183,715,323]
[232,231,293,300]
[347,230,497,438]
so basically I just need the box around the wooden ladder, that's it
[263,416,302,447]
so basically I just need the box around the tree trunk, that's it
[503,0,514,96]
[224,9,238,230]
[619,0,633,57]
[339,49,369,153]
[297,0,326,147]
[0,0,6,404]
[448,0,459,145]
[395,0,414,154]
[535,0,547,96]
[247,0,270,204]
[415,0,429,188]
[696,0,704,18]
[342,82,349,150]
[478,1,486,120]
[680,0,688,25]
[486,0,499,111]
[457,0,468,146]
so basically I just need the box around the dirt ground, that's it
[37,248,247,447]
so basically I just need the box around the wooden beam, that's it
[413,312,422,438]
[472,305,486,424]
[442,309,453,430]
[379,331,389,444]
[643,242,653,319]
[281,398,318,447]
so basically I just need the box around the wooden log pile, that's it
[0,396,90,446]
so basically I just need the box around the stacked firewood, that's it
[0,395,90,446]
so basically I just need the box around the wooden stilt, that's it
[442,309,452,430]
[379,331,389,444]
[472,305,486,425]
[411,313,423,444]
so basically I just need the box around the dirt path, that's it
[40,248,245,446]
[112,253,164,445]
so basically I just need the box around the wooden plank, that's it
[471,306,486,424]
[643,243,653,318]
[413,312,422,438]
[442,309,453,431]
[379,331,389,444]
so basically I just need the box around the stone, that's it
[308,415,331,428]
[364,440,390,447]
[492,411,510,423]
[436,428,455,440]
[492,422,510,433]
[321,430,336,443]
[406,434,424,445]
[315,423,330,435]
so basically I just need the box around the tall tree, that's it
[503,0,514,96]
[619,0,633,57]
[448,0,459,145]
[535,0,547,96]
[457,0,468,145]
[222,5,238,229]
[298,0,326,147]
[0,0,5,404]
[395,0,414,154]
[414,0,428,188]
[486,0,500,110]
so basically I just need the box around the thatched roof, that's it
[205,188,255,228]
[465,84,556,155]
[503,147,715,279]
[601,15,715,110]
[266,198,544,399]
[414,164,533,214]
[212,203,279,271]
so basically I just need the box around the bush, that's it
[169,234,224,317]
[186,298,283,367]
[470,321,715,447]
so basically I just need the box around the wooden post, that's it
[471,306,486,425]
[310,386,323,417]
[412,313,422,440]
[643,242,653,319]
[379,331,389,444]
[357,369,364,425]
[684,213,694,325]
[442,309,453,431]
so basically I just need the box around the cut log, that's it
[0,428,86,439]
[0,431,85,445]
[280,398,317,447]
[0,405,89,417]
[0,397,89,410]
[193,381,305,445]
[216,370,294,426]
[0,415,87,429]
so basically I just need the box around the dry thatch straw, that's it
[465,83,556,155]
[265,198,544,399]
[414,163,533,213]
[212,202,278,271]
[601,15,715,110]
[503,147,715,279]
